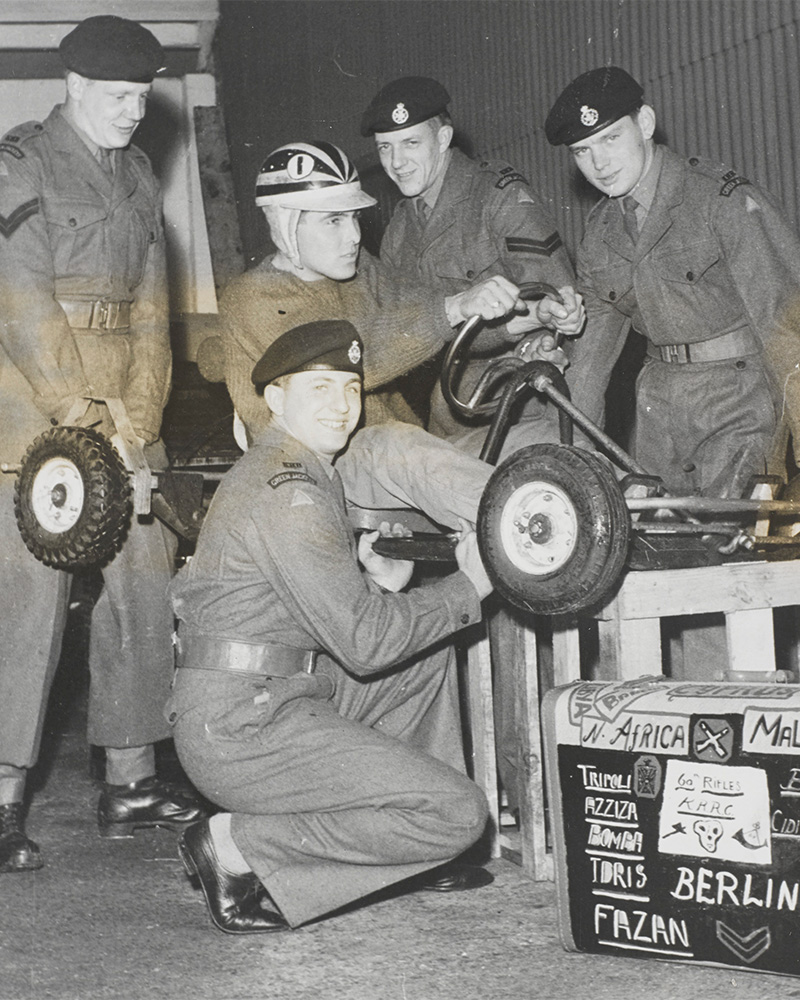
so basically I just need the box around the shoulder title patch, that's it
[268,470,316,490]
[496,171,528,190]
[506,232,563,256]
[0,197,39,238]
[0,143,24,160]
[719,168,750,197]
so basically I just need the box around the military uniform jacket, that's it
[0,106,170,462]
[221,252,455,437]
[380,148,573,294]
[569,145,800,436]
[169,424,481,676]
[379,148,575,437]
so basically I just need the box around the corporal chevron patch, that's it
[505,232,563,256]
[0,197,39,238]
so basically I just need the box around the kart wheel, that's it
[14,427,132,570]
[478,444,630,616]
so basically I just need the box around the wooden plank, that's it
[600,561,800,621]
[465,628,500,858]
[0,1,218,24]
[552,620,581,685]
[725,608,776,674]
[515,623,551,880]
[597,616,662,680]
[0,22,207,49]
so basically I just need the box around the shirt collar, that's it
[59,103,103,158]
[418,148,452,211]
[625,143,663,214]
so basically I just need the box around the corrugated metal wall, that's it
[217,0,800,263]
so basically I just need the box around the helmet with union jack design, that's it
[254,140,376,211]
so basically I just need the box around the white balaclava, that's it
[262,204,302,266]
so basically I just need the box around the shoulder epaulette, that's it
[686,155,750,197]
[478,159,530,190]
[0,120,45,160]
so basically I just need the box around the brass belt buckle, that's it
[662,343,689,363]
[88,300,121,330]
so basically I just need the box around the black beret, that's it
[59,16,166,84]
[545,67,644,146]
[361,76,450,136]
[252,321,364,389]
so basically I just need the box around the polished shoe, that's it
[0,803,43,873]
[97,775,210,839]
[178,820,288,934]
[419,862,494,892]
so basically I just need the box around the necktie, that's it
[622,195,639,243]
[96,147,113,177]
[416,197,429,226]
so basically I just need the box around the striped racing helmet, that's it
[254,141,376,211]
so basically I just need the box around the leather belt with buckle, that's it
[58,299,132,332]
[646,327,758,364]
[175,632,317,678]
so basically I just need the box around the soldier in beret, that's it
[546,66,800,677]
[0,15,207,875]
[545,65,800,500]
[363,77,587,820]
[168,321,497,933]
[362,75,585,453]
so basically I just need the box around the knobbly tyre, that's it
[2,395,209,571]
[374,282,800,617]
[6,291,800,614]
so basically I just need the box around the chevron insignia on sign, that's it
[505,232,563,256]
[0,197,39,238]
[715,921,771,964]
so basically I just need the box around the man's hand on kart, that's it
[514,331,569,372]
[445,275,523,326]
[110,431,147,473]
[535,284,585,337]
[505,284,585,339]
[358,521,415,593]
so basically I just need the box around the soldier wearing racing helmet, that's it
[220,139,533,441]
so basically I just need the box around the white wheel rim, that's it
[30,457,84,534]
[499,480,578,575]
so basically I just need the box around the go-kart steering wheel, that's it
[440,281,565,419]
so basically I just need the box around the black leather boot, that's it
[0,803,43,873]
[418,862,494,892]
[97,775,210,838]
[179,820,288,934]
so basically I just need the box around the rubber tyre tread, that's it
[477,443,630,616]
[14,426,132,570]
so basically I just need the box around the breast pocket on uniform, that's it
[42,197,109,277]
[587,258,635,311]
[654,239,720,287]
[652,238,742,333]
[436,237,501,284]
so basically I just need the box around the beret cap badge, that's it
[580,105,599,127]
[347,340,362,365]
[391,102,409,125]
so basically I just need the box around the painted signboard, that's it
[543,679,800,974]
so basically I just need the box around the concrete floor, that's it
[4,615,800,1000]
